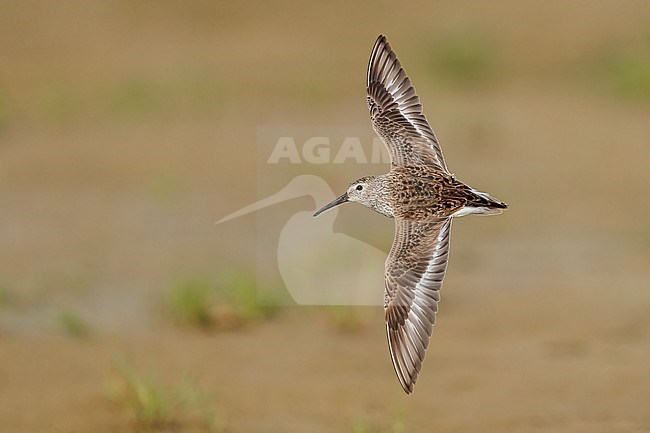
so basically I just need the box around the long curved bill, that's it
[313,192,349,217]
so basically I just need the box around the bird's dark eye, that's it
[356,184,363,191]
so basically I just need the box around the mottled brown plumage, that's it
[314,35,507,394]
[386,165,506,220]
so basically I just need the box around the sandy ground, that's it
[0,1,649,432]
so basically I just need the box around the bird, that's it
[313,34,508,394]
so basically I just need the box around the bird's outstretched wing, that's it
[384,217,452,393]
[367,34,449,172]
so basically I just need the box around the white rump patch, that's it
[452,206,503,217]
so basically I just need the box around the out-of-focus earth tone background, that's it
[1,1,649,432]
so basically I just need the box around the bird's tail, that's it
[461,189,508,216]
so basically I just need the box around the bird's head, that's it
[313,176,381,217]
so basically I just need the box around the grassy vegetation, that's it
[578,30,650,102]
[165,278,215,329]
[424,33,497,86]
[106,359,224,431]
[56,311,92,339]
[0,282,9,308]
[164,273,280,331]
[598,51,650,101]
[224,273,281,323]
[351,414,405,433]
[106,360,174,428]
[0,89,8,134]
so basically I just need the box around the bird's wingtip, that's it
[396,375,414,394]
[374,34,388,47]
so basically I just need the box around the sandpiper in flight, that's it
[313,35,508,394]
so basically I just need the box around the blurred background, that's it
[1,1,649,432]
